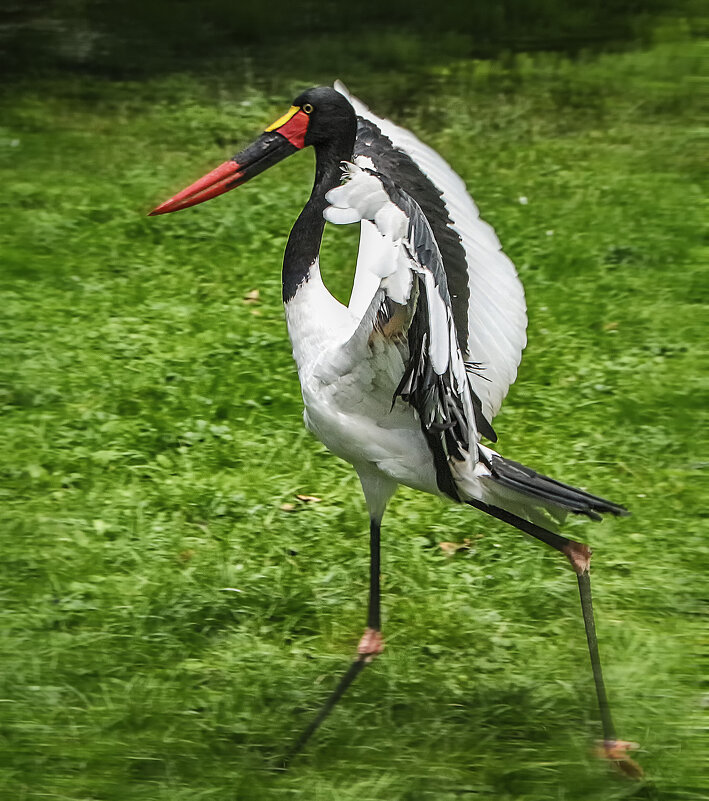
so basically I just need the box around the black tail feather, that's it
[481,453,628,520]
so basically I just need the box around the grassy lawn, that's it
[0,32,707,801]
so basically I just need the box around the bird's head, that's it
[149,86,356,216]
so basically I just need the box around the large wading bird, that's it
[150,83,640,774]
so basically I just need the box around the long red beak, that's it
[149,106,310,216]
[149,160,246,215]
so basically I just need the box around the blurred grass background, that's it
[0,2,707,799]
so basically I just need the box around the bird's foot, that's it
[595,739,643,779]
[357,628,384,663]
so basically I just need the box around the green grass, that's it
[0,33,707,801]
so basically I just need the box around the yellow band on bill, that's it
[265,106,300,132]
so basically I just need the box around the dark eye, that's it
[302,103,314,114]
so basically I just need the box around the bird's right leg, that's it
[284,515,384,764]
[468,499,642,778]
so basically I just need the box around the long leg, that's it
[468,500,642,777]
[284,516,385,764]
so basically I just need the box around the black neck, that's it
[282,135,354,302]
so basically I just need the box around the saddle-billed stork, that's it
[150,83,640,774]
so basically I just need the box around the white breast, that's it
[284,263,439,496]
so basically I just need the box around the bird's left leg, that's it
[358,512,386,661]
[284,515,386,763]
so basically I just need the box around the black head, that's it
[150,85,357,215]
[293,86,357,148]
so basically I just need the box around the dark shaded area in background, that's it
[1,0,703,76]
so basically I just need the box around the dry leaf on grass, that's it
[438,537,476,556]
[280,495,322,512]
[243,289,260,304]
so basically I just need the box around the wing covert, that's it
[334,80,527,425]
[326,163,494,500]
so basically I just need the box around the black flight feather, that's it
[480,451,629,520]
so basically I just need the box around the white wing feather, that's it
[334,80,527,423]
[326,163,478,459]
